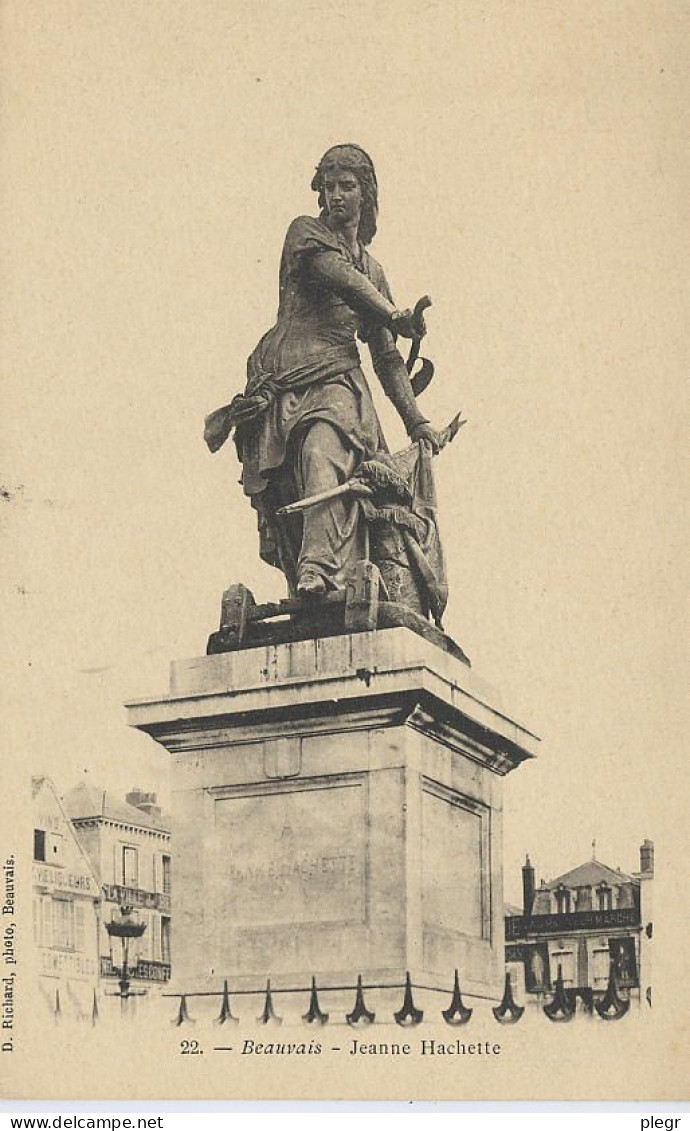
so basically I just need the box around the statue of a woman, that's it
[205,144,444,601]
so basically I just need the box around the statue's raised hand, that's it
[390,302,428,341]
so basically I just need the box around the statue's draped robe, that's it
[205,215,448,616]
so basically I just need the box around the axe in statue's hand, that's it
[403,295,435,397]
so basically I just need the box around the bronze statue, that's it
[205,144,464,652]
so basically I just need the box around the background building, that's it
[32,777,100,1018]
[505,839,654,1008]
[64,783,172,990]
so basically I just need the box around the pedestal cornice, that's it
[126,628,539,775]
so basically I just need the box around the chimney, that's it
[522,855,535,916]
[639,839,654,875]
[126,787,162,820]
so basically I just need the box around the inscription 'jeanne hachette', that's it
[237,1039,503,1056]
[228,852,357,884]
[216,789,366,932]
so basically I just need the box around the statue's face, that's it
[323,167,362,228]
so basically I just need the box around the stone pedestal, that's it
[126,628,538,1003]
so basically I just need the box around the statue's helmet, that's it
[311,144,378,245]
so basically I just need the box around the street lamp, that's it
[105,905,147,1014]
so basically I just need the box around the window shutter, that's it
[43,897,53,947]
[34,829,46,862]
[75,902,85,951]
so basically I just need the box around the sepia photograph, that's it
[1,0,687,1106]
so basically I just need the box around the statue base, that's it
[126,628,538,1004]
[207,564,470,665]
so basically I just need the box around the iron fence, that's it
[162,961,634,1027]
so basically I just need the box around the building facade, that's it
[32,777,101,1018]
[505,840,654,1008]
[64,784,172,991]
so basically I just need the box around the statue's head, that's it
[311,144,378,245]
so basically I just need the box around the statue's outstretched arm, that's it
[308,252,399,328]
[368,326,429,439]
[308,252,441,448]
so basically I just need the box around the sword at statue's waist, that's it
[278,480,373,517]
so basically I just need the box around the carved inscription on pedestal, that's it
[215,779,366,927]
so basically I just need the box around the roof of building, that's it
[32,776,101,893]
[547,859,634,889]
[62,782,170,833]
[32,775,48,799]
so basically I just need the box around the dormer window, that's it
[596,883,612,911]
[555,885,571,914]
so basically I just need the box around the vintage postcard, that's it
[1,0,687,1103]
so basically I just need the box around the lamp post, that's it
[105,905,147,1015]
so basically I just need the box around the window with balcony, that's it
[162,854,172,895]
[161,916,171,963]
[121,846,138,887]
[52,897,75,950]
[138,910,151,960]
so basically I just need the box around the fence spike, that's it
[543,964,576,1022]
[173,995,194,1026]
[302,976,329,1025]
[257,978,282,1025]
[91,989,99,1027]
[579,987,595,1014]
[595,962,630,1021]
[216,979,239,1025]
[394,971,423,1027]
[492,972,524,1024]
[442,969,473,1026]
[346,974,375,1026]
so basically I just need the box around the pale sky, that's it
[3,1,686,904]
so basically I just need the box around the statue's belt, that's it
[204,344,360,453]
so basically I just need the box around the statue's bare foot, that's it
[297,569,327,597]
